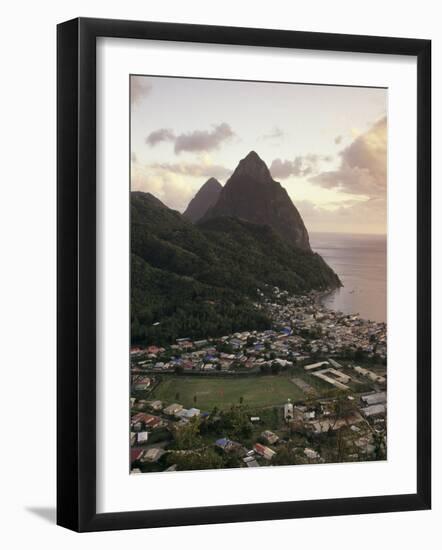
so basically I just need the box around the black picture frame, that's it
[57,17,431,532]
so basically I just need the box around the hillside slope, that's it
[131,191,340,345]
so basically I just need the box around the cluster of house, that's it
[283,378,387,433]
[263,288,387,360]
[130,380,386,473]
[129,287,387,472]
[300,358,386,393]
[131,329,296,374]
[130,389,333,470]
[131,289,386,377]
[285,355,386,418]
[131,400,203,433]
[131,446,166,466]
[211,430,319,467]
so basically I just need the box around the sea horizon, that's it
[310,230,386,238]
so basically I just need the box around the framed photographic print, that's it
[57,17,431,532]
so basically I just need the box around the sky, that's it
[131,75,387,235]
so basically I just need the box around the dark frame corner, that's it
[57,17,431,532]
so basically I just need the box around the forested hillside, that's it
[131,191,340,345]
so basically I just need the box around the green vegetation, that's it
[150,375,305,410]
[172,417,202,450]
[131,191,340,345]
[165,449,224,471]
[273,442,308,466]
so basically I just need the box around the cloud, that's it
[130,156,230,211]
[261,127,285,140]
[145,128,176,147]
[270,154,332,179]
[145,123,235,154]
[174,123,235,154]
[131,164,193,212]
[296,197,386,234]
[131,78,152,106]
[310,116,387,198]
[334,135,343,145]
[149,161,231,180]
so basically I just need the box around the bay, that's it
[310,232,387,323]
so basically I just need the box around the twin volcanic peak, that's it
[189,151,311,251]
[183,177,222,223]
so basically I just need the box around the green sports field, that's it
[150,375,306,410]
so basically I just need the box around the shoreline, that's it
[313,286,387,327]
[132,285,387,367]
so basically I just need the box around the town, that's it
[130,288,387,473]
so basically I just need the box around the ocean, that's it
[310,232,387,324]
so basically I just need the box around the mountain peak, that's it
[202,177,223,190]
[183,177,223,223]
[233,151,272,182]
[201,153,311,251]
[243,150,261,162]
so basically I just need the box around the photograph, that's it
[129,75,388,474]
[0,0,433,540]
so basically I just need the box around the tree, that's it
[372,430,386,460]
[239,396,244,405]
[260,364,271,375]
[193,394,197,405]
[175,391,180,401]
[167,449,224,471]
[328,396,351,431]
[270,362,281,375]
[326,395,358,461]
[273,444,295,466]
[216,342,234,354]
[335,428,347,461]
[247,336,257,346]
[173,417,201,450]
[354,347,365,362]
[221,406,252,439]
